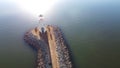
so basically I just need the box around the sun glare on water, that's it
[16,0,58,16]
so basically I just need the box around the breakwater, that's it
[24,25,73,68]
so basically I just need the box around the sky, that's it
[0,0,120,16]
[0,0,59,16]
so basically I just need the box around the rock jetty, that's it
[24,25,73,68]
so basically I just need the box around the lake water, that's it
[0,0,120,68]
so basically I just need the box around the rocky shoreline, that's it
[53,26,72,68]
[24,25,73,68]
[24,27,52,68]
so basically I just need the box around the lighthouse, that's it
[39,14,45,33]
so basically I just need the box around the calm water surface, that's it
[0,0,120,68]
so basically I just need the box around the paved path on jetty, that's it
[46,26,73,68]
[46,26,59,68]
